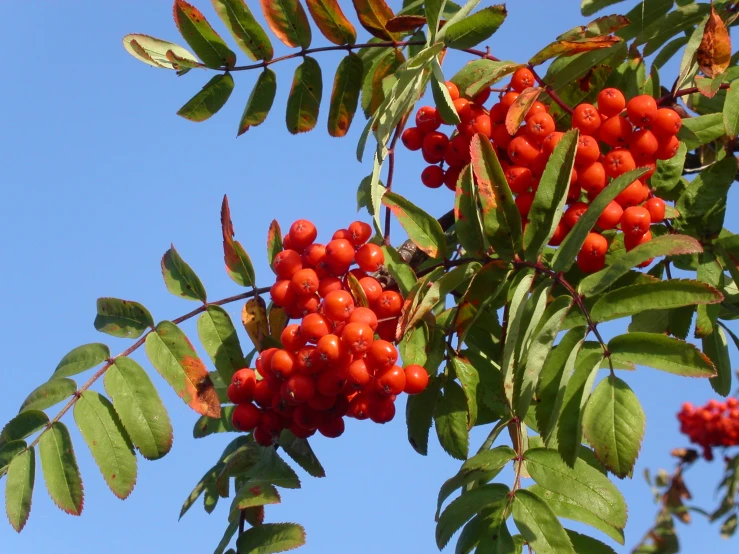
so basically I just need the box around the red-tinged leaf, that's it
[145,321,221,418]
[352,0,398,41]
[328,53,363,137]
[695,76,724,98]
[386,15,427,32]
[238,68,277,135]
[259,0,312,49]
[381,191,447,259]
[505,86,543,135]
[165,49,202,70]
[267,220,283,268]
[305,0,357,45]
[123,34,200,70]
[286,56,323,134]
[236,523,306,553]
[451,59,521,99]
[361,48,405,118]
[221,195,256,287]
[173,0,236,68]
[529,36,622,66]
[212,0,273,61]
[242,297,270,351]
[697,6,731,78]
[558,14,630,40]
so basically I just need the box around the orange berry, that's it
[604,148,636,178]
[626,95,658,127]
[271,349,297,380]
[273,249,302,279]
[572,103,602,135]
[500,92,519,108]
[505,166,533,194]
[629,129,659,161]
[598,115,633,147]
[348,221,372,246]
[270,279,298,307]
[421,165,445,189]
[453,98,473,121]
[575,135,600,165]
[289,220,318,250]
[318,417,345,438]
[615,179,648,208]
[597,88,626,117]
[624,229,652,251]
[542,131,564,154]
[445,81,460,101]
[655,135,680,160]
[515,191,535,218]
[526,112,556,143]
[324,290,355,322]
[366,340,398,370]
[563,202,589,229]
[508,136,540,166]
[511,67,535,92]
[300,313,332,343]
[374,291,403,318]
[651,108,682,137]
[577,161,607,194]
[341,322,374,354]
[355,243,385,272]
[645,197,666,223]
[291,268,319,295]
[597,201,623,231]
[403,365,429,394]
[548,221,568,246]
[368,395,396,424]
[375,365,406,396]
[318,275,343,298]
[281,323,307,351]
[621,206,651,237]
[325,239,355,274]
[348,306,379,331]
[283,374,316,404]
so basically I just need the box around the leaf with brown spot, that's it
[386,15,427,32]
[173,0,236,68]
[267,219,283,268]
[505,86,543,135]
[145,321,220,418]
[211,0,273,61]
[361,48,405,118]
[221,195,256,287]
[351,0,398,41]
[346,272,369,308]
[306,0,357,45]
[259,0,312,49]
[558,14,630,41]
[268,304,289,342]
[242,297,270,351]
[529,36,622,66]
[123,34,200,70]
[286,56,323,134]
[697,6,731,78]
[328,53,363,137]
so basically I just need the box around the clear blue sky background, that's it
[1,1,737,553]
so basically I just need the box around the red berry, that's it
[416,106,441,133]
[597,88,626,117]
[645,197,666,223]
[355,243,385,272]
[227,368,257,404]
[621,206,651,237]
[421,165,445,189]
[510,67,535,92]
[401,127,424,151]
[232,403,261,432]
[626,95,658,127]
[403,365,429,394]
[289,220,317,250]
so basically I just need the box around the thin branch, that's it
[528,65,575,115]
[660,83,732,105]
[384,119,408,245]
[27,285,272,450]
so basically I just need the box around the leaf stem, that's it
[527,65,574,115]
[26,286,271,450]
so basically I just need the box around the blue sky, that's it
[0,1,737,553]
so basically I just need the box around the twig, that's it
[27,286,272,450]
[527,65,575,115]
[384,119,407,245]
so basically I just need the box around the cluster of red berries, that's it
[401,67,682,273]
[227,219,429,446]
[678,398,739,461]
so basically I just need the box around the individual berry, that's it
[450,134,473,163]
[318,417,345,438]
[548,221,568,246]
[581,232,608,258]
[645,197,666,223]
[505,166,533,194]
[626,95,658,127]
[473,87,491,105]
[271,349,297,380]
[421,165,445,189]
[332,229,352,241]
[525,101,548,121]
[526,112,556,143]
[624,229,652,251]
[302,243,326,268]
[374,291,403,318]
[597,88,626,117]
[598,115,633,147]
[445,81,460,101]
[300,313,332,343]
[294,293,320,316]
[232,403,261,432]
[629,129,659,161]
[572,103,602,135]
[341,322,374,354]
[489,102,506,123]
[283,374,316,404]
[463,114,492,138]
[355,243,385,272]
[577,161,607,194]
[289,220,317,250]
[368,395,396,424]
[346,358,372,390]
[500,91,519,108]
[291,268,319,295]
[317,333,351,368]
[281,324,306,351]
[403,365,429,394]
[317,369,348,397]
[401,127,424,151]
[651,108,682,137]
[597,201,623,231]
[615,179,648,208]
[563,202,589,229]
[318,275,343,298]
[621,206,651,237]
[227,368,257,404]
[375,365,406,396]
[253,377,279,408]
[270,279,298,307]
[422,131,449,163]
[256,348,277,379]
[491,124,513,149]
[348,306,379,331]
[357,278,382,305]
[273,249,302,279]
[515,191,535,218]
[453,98,473,121]
[542,131,564,154]
[366,340,398,370]
[655,135,680,160]
[444,166,463,191]
[511,67,535,92]
[604,148,636,178]
[575,135,600,165]
[296,346,324,375]
[325,239,355,274]
[324,290,355,322]
[348,221,372,246]
[416,106,441,133]
[508,136,540,166]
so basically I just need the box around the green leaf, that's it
[306,0,357,45]
[194,406,236,438]
[161,245,207,302]
[524,129,578,261]
[232,482,281,512]
[724,79,739,138]
[676,156,736,237]
[74,391,136,499]
[215,521,239,554]
[566,530,617,554]
[407,376,441,455]
[443,5,507,50]
[431,59,462,125]
[436,446,516,520]
[238,69,277,135]
[529,485,624,544]
[5,447,34,532]
[451,355,480,428]
[38,422,83,515]
[704,327,732,397]
[198,305,246,385]
[423,0,446,40]
[19,379,76,414]
[436,483,509,549]
[721,513,738,539]
[677,113,725,149]
[286,56,323,134]
[512,489,575,554]
[104,356,173,460]
[525,447,626,527]
[580,0,624,17]
[471,134,523,259]
[145,321,221,418]
[382,244,417,297]
[243,447,300,490]
[454,165,485,256]
[579,235,704,296]
[277,430,326,478]
[327,53,363,137]
[501,270,536,409]
[609,332,716,377]
[178,73,234,122]
[267,220,283,268]
[174,0,236,68]
[259,0,312,48]
[53,343,110,378]
[0,441,28,478]
[530,37,623,67]
[450,59,520,98]
[352,0,398,41]
[122,34,200,70]
[94,298,153,339]
[591,279,723,322]
[361,48,404,118]
[212,0,273,61]
[552,168,648,272]
[0,411,49,448]
[435,380,470,460]
[582,375,644,478]
[382,191,447,259]
[236,523,306,554]
[536,327,588,443]
[517,296,573,417]
[557,345,602,466]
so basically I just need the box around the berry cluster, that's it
[401,67,682,273]
[228,219,429,446]
[678,398,739,461]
